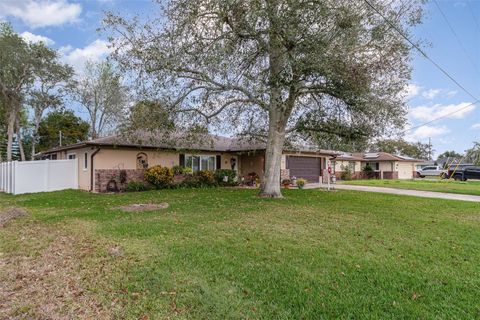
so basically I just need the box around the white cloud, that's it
[471,123,480,130]
[409,102,476,122]
[20,31,54,45]
[0,0,81,28]
[61,39,112,74]
[422,89,441,100]
[406,125,451,141]
[403,83,421,100]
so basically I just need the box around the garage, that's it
[397,162,414,179]
[287,156,322,182]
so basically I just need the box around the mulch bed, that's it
[116,203,169,212]
[0,208,27,228]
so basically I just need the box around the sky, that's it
[0,0,479,157]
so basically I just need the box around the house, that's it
[38,132,338,192]
[331,152,418,180]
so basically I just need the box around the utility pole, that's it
[59,130,62,147]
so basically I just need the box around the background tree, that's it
[122,100,175,133]
[28,46,73,159]
[371,139,431,159]
[73,61,127,139]
[465,142,480,166]
[0,23,35,161]
[37,110,90,152]
[437,150,463,160]
[104,0,424,197]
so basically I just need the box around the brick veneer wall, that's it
[382,171,398,179]
[95,169,145,192]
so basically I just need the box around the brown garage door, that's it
[287,156,321,182]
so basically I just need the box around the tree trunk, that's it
[31,113,42,160]
[260,110,287,198]
[6,110,15,162]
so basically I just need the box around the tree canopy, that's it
[104,0,424,197]
[37,110,90,152]
[371,139,431,159]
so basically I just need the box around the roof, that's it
[38,131,339,156]
[333,152,419,162]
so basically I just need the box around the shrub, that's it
[144,165,174,189]
[180,170,217,188]
[172,165,192,175]
[296,178,307,188]
[282,179,291,185]
[363,164,373,172]
[125,181,148,192]
[214,169,238,186]
[340,165,352,180]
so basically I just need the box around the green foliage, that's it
[340,165,353,180]
[363,164,373,173]
[214,169,238,186]
[371,139,431,159]
[144,165,174,189]
[125,181,148,192]
[465,142,480,166]
[180,170,217,188]
[437,150,463,160]
[172,165,192,175]
[296,178,307,188]
[37,110,90,151]
[123,100,175,133]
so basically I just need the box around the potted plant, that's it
[296,178,306,189]
[282,179,291,189]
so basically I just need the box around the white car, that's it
[416,166,447,178]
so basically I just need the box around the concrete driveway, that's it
[308,183,480,203]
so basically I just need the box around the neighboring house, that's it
[415,160,436,171]
[331,152,418,180]
[38,132,338,192]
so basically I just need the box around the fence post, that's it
[13,161,18,195]
[44,159,49,191]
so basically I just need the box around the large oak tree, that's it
[104,0,424,197]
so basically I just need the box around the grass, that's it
[343,179,480,196]
[1,188,480,319]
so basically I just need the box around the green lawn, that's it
[343,179,480,196]
[1,188,480,319]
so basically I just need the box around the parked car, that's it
[416,166,446,178]
[448,166,480,181]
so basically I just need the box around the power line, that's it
[433,0,480,75]
[401,100,479,134]
[363,0,479,102]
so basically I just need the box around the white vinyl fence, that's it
[0,160,78,195]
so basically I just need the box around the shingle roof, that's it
[333,152,419,162]
[39,131,339,156]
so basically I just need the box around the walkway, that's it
[307,183,480,203]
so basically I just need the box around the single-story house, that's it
[38,133,338,192]
[331,152,418,180]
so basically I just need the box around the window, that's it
[348,161,356,172]
[68,154,76,160]
[84,153,88,170]
[185,155,216,172]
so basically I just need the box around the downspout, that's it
[90,148,101,192]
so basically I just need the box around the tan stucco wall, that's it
[64,148,240,190]
[398,162,415,179]
[239,153,264,179]
[333,160,361,172]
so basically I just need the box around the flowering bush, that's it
[144,165,174,189]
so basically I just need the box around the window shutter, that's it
[216,155,221,170]
[179,154,185,167]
